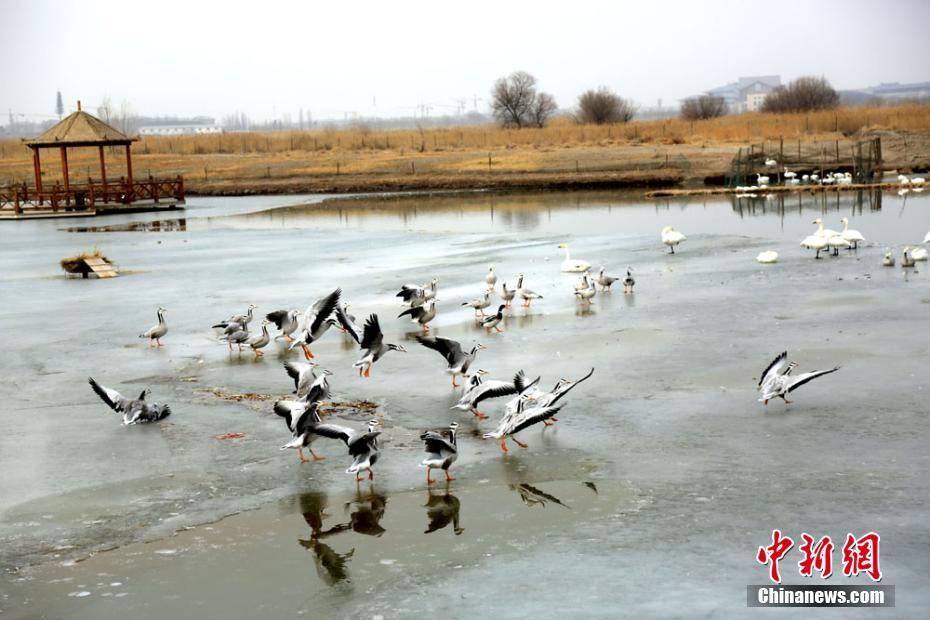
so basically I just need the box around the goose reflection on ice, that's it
[343,487,388,537]
[423,486,464,535]
[298,538,355,586]
[511,482,571,509]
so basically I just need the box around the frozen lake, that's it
[1,189,928,618]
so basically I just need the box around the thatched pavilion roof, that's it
[25,110,135,148]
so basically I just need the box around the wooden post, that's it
[98,145,108,202]
[32,147,43,194]
[835,140,839,163]
[60,146,70,201]
[125,144,134,202]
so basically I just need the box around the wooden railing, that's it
[0,176,184,215]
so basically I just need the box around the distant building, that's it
[138,123,223,136]
[862,81,930,101]
[701,75,782,113]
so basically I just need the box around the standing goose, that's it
[417,335,486,388]
[462,292,491,317]
[558,243,592,273]
[757,351,840,406]
[246,320,271,358]
[485,265,497,292]
[452,369,539,419]
[266,309,300,342]
[483,393,563,453]
[479,304,506,333]
[594,267,618,292]
[839,218,865,249]
[574,275,596,306]
[420,422,459,484]
[399,298,438,332]
[222,324,250,353]
[500,282,516,308]
[140,307,168,347]
[213,304,256,330]
[284,360,319,398]
[515,273,543,308]
[353,314,407,378]
[622,269,635,294]
[88,377,171,425]
[661,226,687,253]
[312,419,382,481]
[289,288,341,360]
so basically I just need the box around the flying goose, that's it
[399,298,438,332]
[483,393,562,453]
[486,265,497,292]
[515,273,542,308]
[266,309,300,342]
[622,269,635,294]
[353,314,406,378]
[525,367,594,425]
[213,304,256,330]
[417,335,486,388]
[462,292,491,317]
[284,360,319,398]
[88,377,171,425]
[140,307,168,347]
[479,304,506,333]
[420,422,459,484]
[289,288,341,360]
[757,351,840,406]
[661,226,687,253]
[397,279,438,308]
[335,302,363,344]
[558,243,592,272]
[277,398,326,462]
[594,267,618,292]
[452,369,539,419]
[312,419,382,481]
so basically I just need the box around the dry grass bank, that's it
[2,104,929,194]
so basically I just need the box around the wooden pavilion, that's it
[1,102,184,218]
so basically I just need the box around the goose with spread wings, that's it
[335,303,363,344]
[353,314,407,378]
[483,393,562,453]
[88,377,172,425]
[452,369,539,419]
[277,397,326,462]
[399,298,437,333]
[284,360,319,398]
[265,308,300,342]
[311,419,382,481]
[397,279,437,308]
[289,288,341,360]
[526,367,595,426]
[417,335,486,388]
[213,304,256,330]
[757,351,840,406]
[420,422,459,484]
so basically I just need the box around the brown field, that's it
[2,104,929,194]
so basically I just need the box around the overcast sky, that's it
[4,0,930,123]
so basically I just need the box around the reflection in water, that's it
[65,218,187,233]
[728,189,882,220]
[343,488,389,537]
[298,539,355,586]
[511,483,571,509]
[582,481,599,495]
[423,487,464,535]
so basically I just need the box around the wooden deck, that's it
[0,176,185,219]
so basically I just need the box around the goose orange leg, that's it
[427,469,434,485]
[472,408,489,420]
[298,448,310,463]
[500,438,509,453]
[444,470,456,481]
[364,364,371,378]
[310,450,325,461]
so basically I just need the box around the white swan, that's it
[756,251,779,264]
[912,177,926,185]
[764,159,777,166]
[898,174,910,185]
[882,250,895,267]
[839,218,865,249]
[901,247,916,268]
[913,247,929,261]
[557,243,591,273]
[756,173,770,185]
[923,231,930,244]
[661,226,687,254]
[812,218,839,239]
[827,233,850,256]
[800,234,828,259]
[783,168,797,180]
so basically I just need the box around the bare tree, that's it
[761,76,839,113]
[491,71,556,128]
[680,95,727,120]
[576,87,634,124]
[97,96,114,123]
[530,92,558,128]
